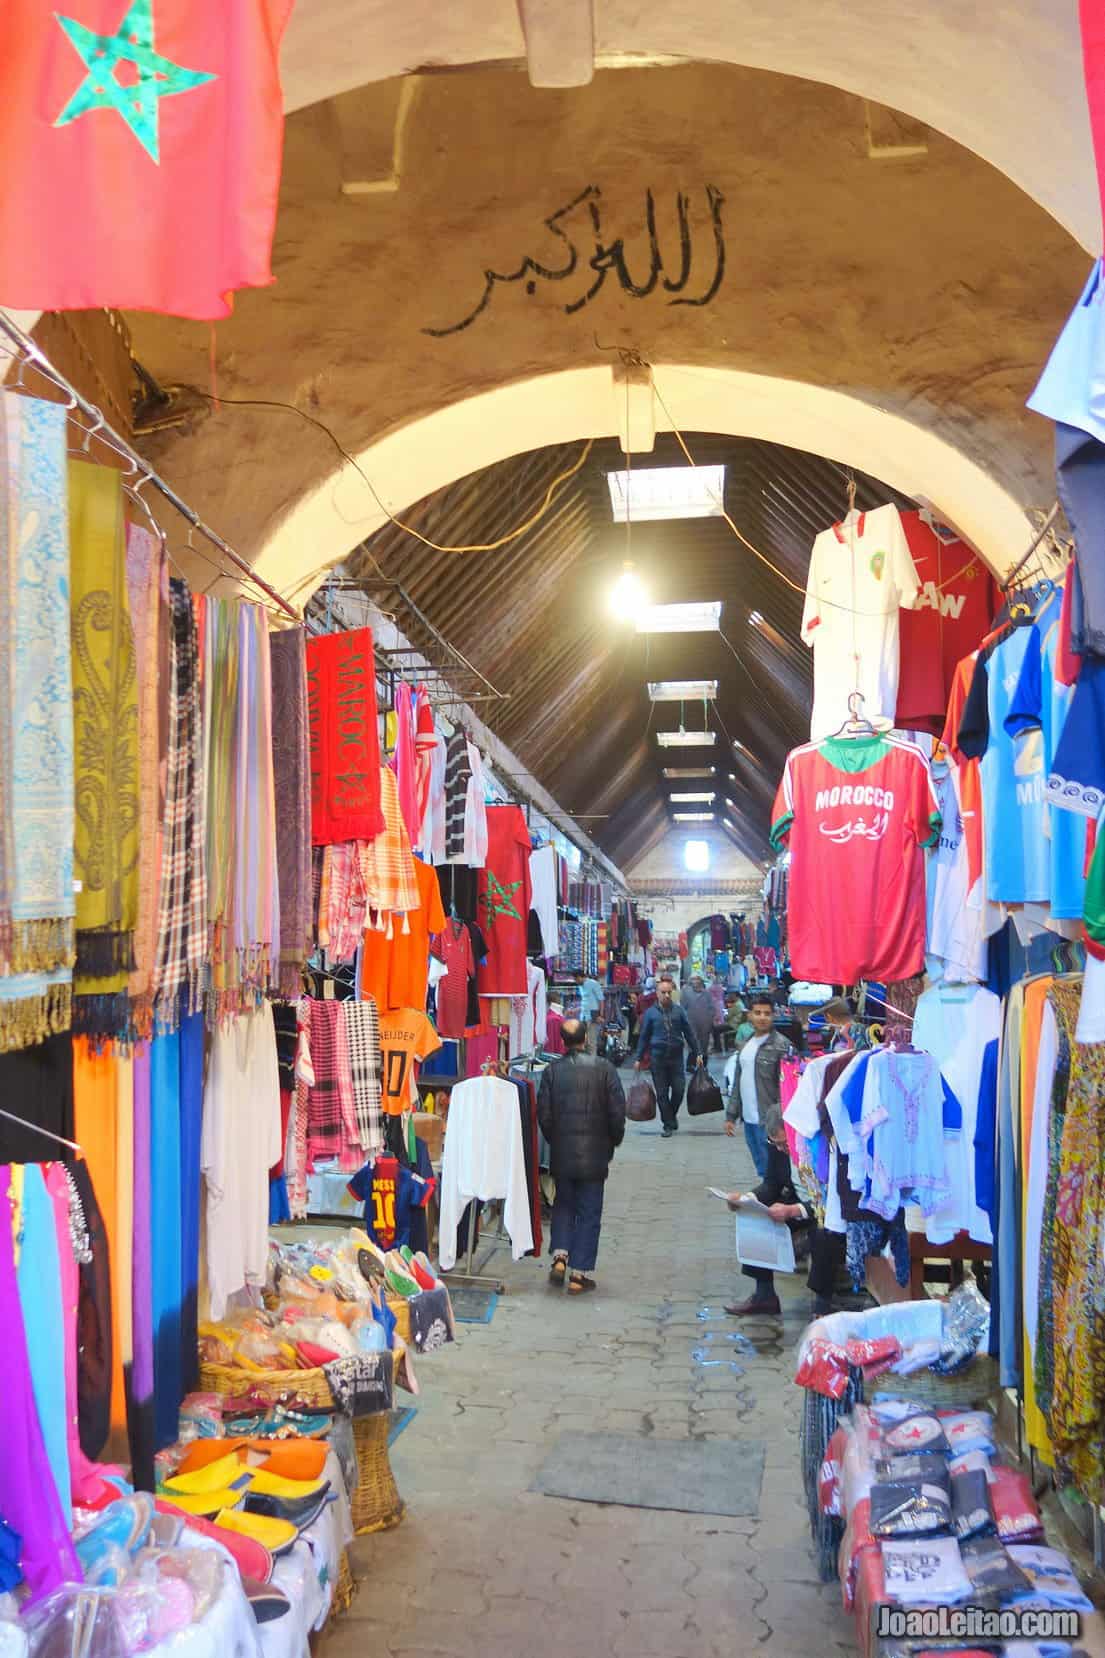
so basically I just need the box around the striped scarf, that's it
[124,525,164,1037]
[444,729,471,860]
[154,582,207,1025]
[270,629,312,997]
[0,394,75,1050]
[344,997,384,1157]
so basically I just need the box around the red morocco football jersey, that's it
[771,735,941,984]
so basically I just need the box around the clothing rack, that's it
[0,310,300,623]
[1000,502,1061,593]
[0,1107,82,1155]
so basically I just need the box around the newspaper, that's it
[707,1187,797,1274]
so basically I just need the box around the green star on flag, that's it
[54,0,216,163]
[482,871,523,926]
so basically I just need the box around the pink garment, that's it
[545,1010,566,1054]
[464,1030,503,1076]
[44,1163,122,1508]
[390,683,420,841]
[413,686,437,827]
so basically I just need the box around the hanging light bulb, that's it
[608,560,649,619]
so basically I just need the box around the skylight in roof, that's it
[647,680,718,702]
[635,601,722,634]
[661,767,716,779]
[607,465,725,523]
[684,839,710,873]
[673,811,715,822]
[656,730,717,748]
[669,791,716,803]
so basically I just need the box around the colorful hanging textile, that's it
[297,997,360,1172]
[232,603,278,1000]
[477,805,533,995]
[154,581,207,1025]
[124,526,164,1036]
[323,841,367,962]
[0,394,75,1051]
[150,1028,182,1449]
[360,767,420,919]
[0,1170,81,1602]
[270,628,313,996]
[16,1164,71,1524]
[390,681,419,841]
[69,460,139,1039]
[0,0,297,320]
[307,627,384,845]
[345,996,385,1156]
[203,597,240,978]
[73,1038,128,1434]
[129,1042,155,1491]
[444,729,472,860]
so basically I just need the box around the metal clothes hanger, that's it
[829,690,879,740]
[0,1106,83,1155]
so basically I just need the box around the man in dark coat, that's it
[537,1017,626,1295]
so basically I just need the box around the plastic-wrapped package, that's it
[880,1411,950,1457]
[950,1468,995,1540]
[819,1426,848,1517]
[844,1337,902,1377]
[932,1279,990,1375]
[881,1535,972,1605]
[990,1467,1044,1544]
[939,1410,995,1458]
[838,1496,876,1610]
[870,1469,952,1537]
[1006,1545,1094,1611]
[23,1589,130,1658]
[960,1533,1033,1599]
[794,1336,851,1400]
[176,1396,224,1442]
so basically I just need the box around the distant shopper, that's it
[537,1018,626,1295]
[724,993,793,1180]
[633,975,702,1138]
[682,974,715,1056]
[575,969,604,1054]
[724,993,752,1050]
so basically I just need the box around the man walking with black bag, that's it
[538,1018,626,1295]
[633,975,702,1139]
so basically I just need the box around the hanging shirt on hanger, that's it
[377,1008,442,1115]
[802,503,920,741]
[957,595,1060,906]
[895,511,999,734]
[529,843,560,958]
[360,856,445,1012]
[437,1074,535,1268]
[926,762,987,984]
[909,983,1000,1244]
[464,743,489,868]
[771,733,941,984]
[433,918,476,1040]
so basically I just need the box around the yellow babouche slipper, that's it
[164,1452,247,1496]
[159,1488,247,1518]
[241,1468,326,1500]
[214,1509,298,1555]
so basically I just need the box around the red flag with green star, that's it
[0,0,295,319]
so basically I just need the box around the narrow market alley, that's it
[338,1089,850,1658]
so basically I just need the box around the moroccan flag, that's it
[477,805,534,997]
[0,0,295,319]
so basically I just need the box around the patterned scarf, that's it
[0,394,75,1051]
[344,996,384,1156]
[154,582,207,1026]
[232,603,277,999]
[324,842,367,963]
[124,525,164,1037]
[270,628,312,998]
[306,627,383,844]
[203,596,240,973]
[69,461,138,1039]
[299,996,359,1171]
[444,729,471,860]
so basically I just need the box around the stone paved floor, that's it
[333,1090,858,1658]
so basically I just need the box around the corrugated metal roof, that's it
[348,433,913,867]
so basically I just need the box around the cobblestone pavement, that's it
[336,1094,857,1658]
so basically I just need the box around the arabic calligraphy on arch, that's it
[422,183,726,338]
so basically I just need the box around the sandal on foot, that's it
[568,1273,596,1294]
[548,1257,568,1286]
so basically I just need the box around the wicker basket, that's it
[386,1298,412,1344]
[869,1354,1000,1411]
[198,1360,335,1408]
[331,1548,357,1618]
[350,1412,405,1534]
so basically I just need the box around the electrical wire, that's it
[177,384,594,556]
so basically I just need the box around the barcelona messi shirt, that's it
[349,1160,435,1250]
[771,734,940,985]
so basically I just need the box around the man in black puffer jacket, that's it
[537,1017,626,1295]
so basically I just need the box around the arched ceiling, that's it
[279,0,1098,248]
[340,430,915,870]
